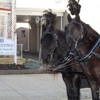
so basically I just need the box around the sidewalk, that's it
[0,74,92,100]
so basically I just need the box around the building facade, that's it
[0,0,15,39]
[15,0,68,53]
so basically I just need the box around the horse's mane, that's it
[80,20,99,45]
[81,21,99,37]
[67,14,99,41]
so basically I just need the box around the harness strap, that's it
[59,70,84,75]
[93,52,100,59]
[79,36,100,62]
[65,71,84,75]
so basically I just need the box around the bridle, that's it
[52,21,100,73]
[43,21,84,71]
[41,11,58,61]
[42,20,100,75]
[66,21,83,50]
[61,21,84,65]
[41,29,58,62]
[66,21,100,62]
[41,27,75,70]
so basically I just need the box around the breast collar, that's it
[79,36,100,62]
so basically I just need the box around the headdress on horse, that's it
[67,0,81,16]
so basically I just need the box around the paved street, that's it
[0,74,92,100]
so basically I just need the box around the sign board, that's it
[0,37,14,55]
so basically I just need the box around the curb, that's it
[0,69,52,75]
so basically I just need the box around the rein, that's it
[49,21,84,72]
[50,56,79,71]
[66,21,100,63]
[51,22,100,74]
[79,36,100,62]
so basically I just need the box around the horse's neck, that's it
[56,29,67,57]
[47,24,54,32]
[78,22,99,55]
[49,24,54,31]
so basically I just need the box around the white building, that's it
[0,0,100,57]
[0,0,69,56]
[15,0,68,53]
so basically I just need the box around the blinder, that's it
[41,32,58,48]
[41,31,58,63]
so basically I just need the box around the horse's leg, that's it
[88,79,99,100]
[62,73,81,100]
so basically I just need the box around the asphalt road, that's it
[0,74,92,100]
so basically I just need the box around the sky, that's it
[79,0,100,33]
[16,0,100,33]
[16,0,67,10]
[66,0,100,33]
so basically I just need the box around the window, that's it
[21,30,25,38]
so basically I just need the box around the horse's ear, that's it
[67,14,72,23]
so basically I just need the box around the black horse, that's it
[65,14,100,100]
[41,10,83,100]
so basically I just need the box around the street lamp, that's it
[35,16,46,64]
[35,16,40,25]
[40,16,46,26]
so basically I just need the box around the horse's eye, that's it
[50,45,54,49]
[49,44,55,51]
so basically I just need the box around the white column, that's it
[11,0,17,64]
[61,16,62,30]
[27,24,30,51]
[14,34,17,64]
[38,24,42,63]
[11,0,14,39]
[37,25,39,52]
[21,44,23,58]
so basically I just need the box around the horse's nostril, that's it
[69,43,71,46]
[68,43,72,48]
[47,55,51,61]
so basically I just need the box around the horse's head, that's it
[41,30,67,70]
[41,9,56,32]
[65,20,83,53]
[41,32,57,65]
[41,9,68,70]
[65,16,100,63]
